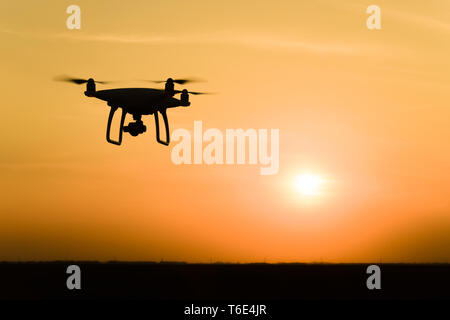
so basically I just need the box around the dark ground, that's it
[0,262,448,300]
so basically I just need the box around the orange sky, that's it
[0,0,449,262]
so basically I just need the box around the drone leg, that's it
[153,110,170,146]
[161,109,170,145]
[106,107,126,145]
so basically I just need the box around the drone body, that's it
[91,87,190,114]
[58,77,207,146]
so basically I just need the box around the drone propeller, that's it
[188,91,209,95]
[54,75,110,85]
[148,78,205,85]
[174,90,212,95]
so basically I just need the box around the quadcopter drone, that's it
[56,76,209,146]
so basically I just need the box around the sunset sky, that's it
[1,0,449,262]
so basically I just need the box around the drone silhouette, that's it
[55,76,209,146]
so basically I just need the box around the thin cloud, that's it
[0,27,377,56]
[388,9,450,33]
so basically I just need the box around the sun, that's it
[294,174,324,196]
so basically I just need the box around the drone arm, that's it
[153,109,170,146]
[106,107,126,145]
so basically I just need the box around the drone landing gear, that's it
[105,108,170,146]
[106,106,126,145]
[154,109,170,146]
